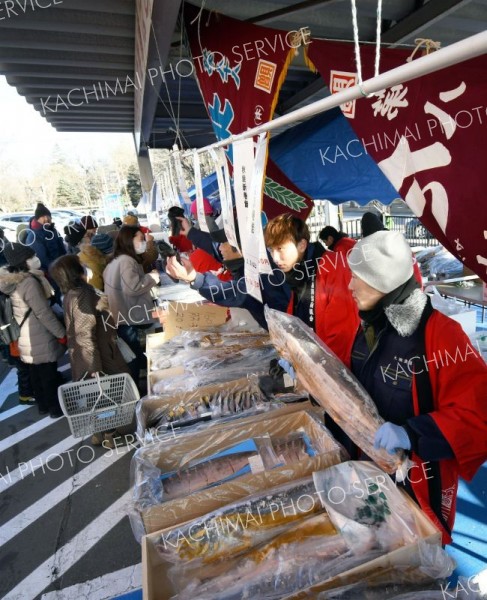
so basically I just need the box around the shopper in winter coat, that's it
[264,213,360,366]
[64,217,109,291]
[49,255,131,446]
[346,231,487,544]
[0,243,66,417]
[122,215,158,273]
[0,232,35,403]
[24,203,66,272]
[319,226,356,255]
[103,226,159,383]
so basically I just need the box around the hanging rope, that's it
[374,0,383,77]
[150,20,190,149]
[190,0,206,57]
[407,38,442,62]
[350,0,383,97]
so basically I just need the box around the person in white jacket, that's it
[103,226,159,384]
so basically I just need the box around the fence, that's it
[307,203,331,241]
[343,215,438,247]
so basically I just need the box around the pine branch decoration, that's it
[264,177,307,211]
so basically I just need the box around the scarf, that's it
[359,275,420,349]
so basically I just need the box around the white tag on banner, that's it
[233,137,255,256]
[193,150,210,233]
[173,150,191,209]
[209,147,240,251]
[249,132,272,275]
[242,133,272,302]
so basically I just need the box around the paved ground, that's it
[1,345,486,599]
[0,357,142,600]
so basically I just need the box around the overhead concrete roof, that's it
[1,0,485,151]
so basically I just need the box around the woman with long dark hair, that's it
[50,254,130,446]
[102,226,159,384]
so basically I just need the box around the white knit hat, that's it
[347,231,414,293]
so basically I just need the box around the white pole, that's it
[179,30,487,157]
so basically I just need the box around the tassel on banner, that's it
[407,38,441,62]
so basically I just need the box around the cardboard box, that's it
[136,376,264,442]
[160,301,228,342]
[133,408,344,535]
[282,493,441,599]
[141,484,440,600]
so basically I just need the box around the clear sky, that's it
[0,76,134,175]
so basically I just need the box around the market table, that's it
[434,282,487,321]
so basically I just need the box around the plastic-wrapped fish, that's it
[161,441,258,501]
[154,479,323,565]
[174,532,383,600]
[265,307,405,475]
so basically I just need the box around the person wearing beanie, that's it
[361,211,386,237]
[91,233,114,255]
[64,221,87,253]
[361,212,423,286]
[346,230,487,545]
[319,225,356,255]
[34,203,51,221]
[76,215,98,243]
[0,243,66,418]
[25,203,66,275]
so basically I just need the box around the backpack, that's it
[0,291,31,346]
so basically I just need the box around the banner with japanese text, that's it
[184,4,314,222]
[304,40,487,281]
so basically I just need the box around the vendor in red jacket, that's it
[347,231,487,544]
[319,226,356,255]
[264,214,360,366]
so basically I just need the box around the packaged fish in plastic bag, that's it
[265,307,408,477]
[313,461,420,553]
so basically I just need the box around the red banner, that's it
[184,5,314,220]
[306,40,487,282]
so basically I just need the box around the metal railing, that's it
[343,216,438,247]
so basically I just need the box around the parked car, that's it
[0,213,32,242]
[405,217,434,239]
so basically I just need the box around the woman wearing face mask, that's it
[103,226,160,384]
[0,243,66,417]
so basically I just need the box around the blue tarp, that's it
[186,172,219,200]
[269,106,400,206]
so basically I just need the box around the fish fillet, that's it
[265,307,405,474]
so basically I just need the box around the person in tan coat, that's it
[0,243,66,417]
[49,255,131,446]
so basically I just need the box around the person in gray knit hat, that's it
[341,229,487,546]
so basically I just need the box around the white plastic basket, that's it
[58,372,140,438]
